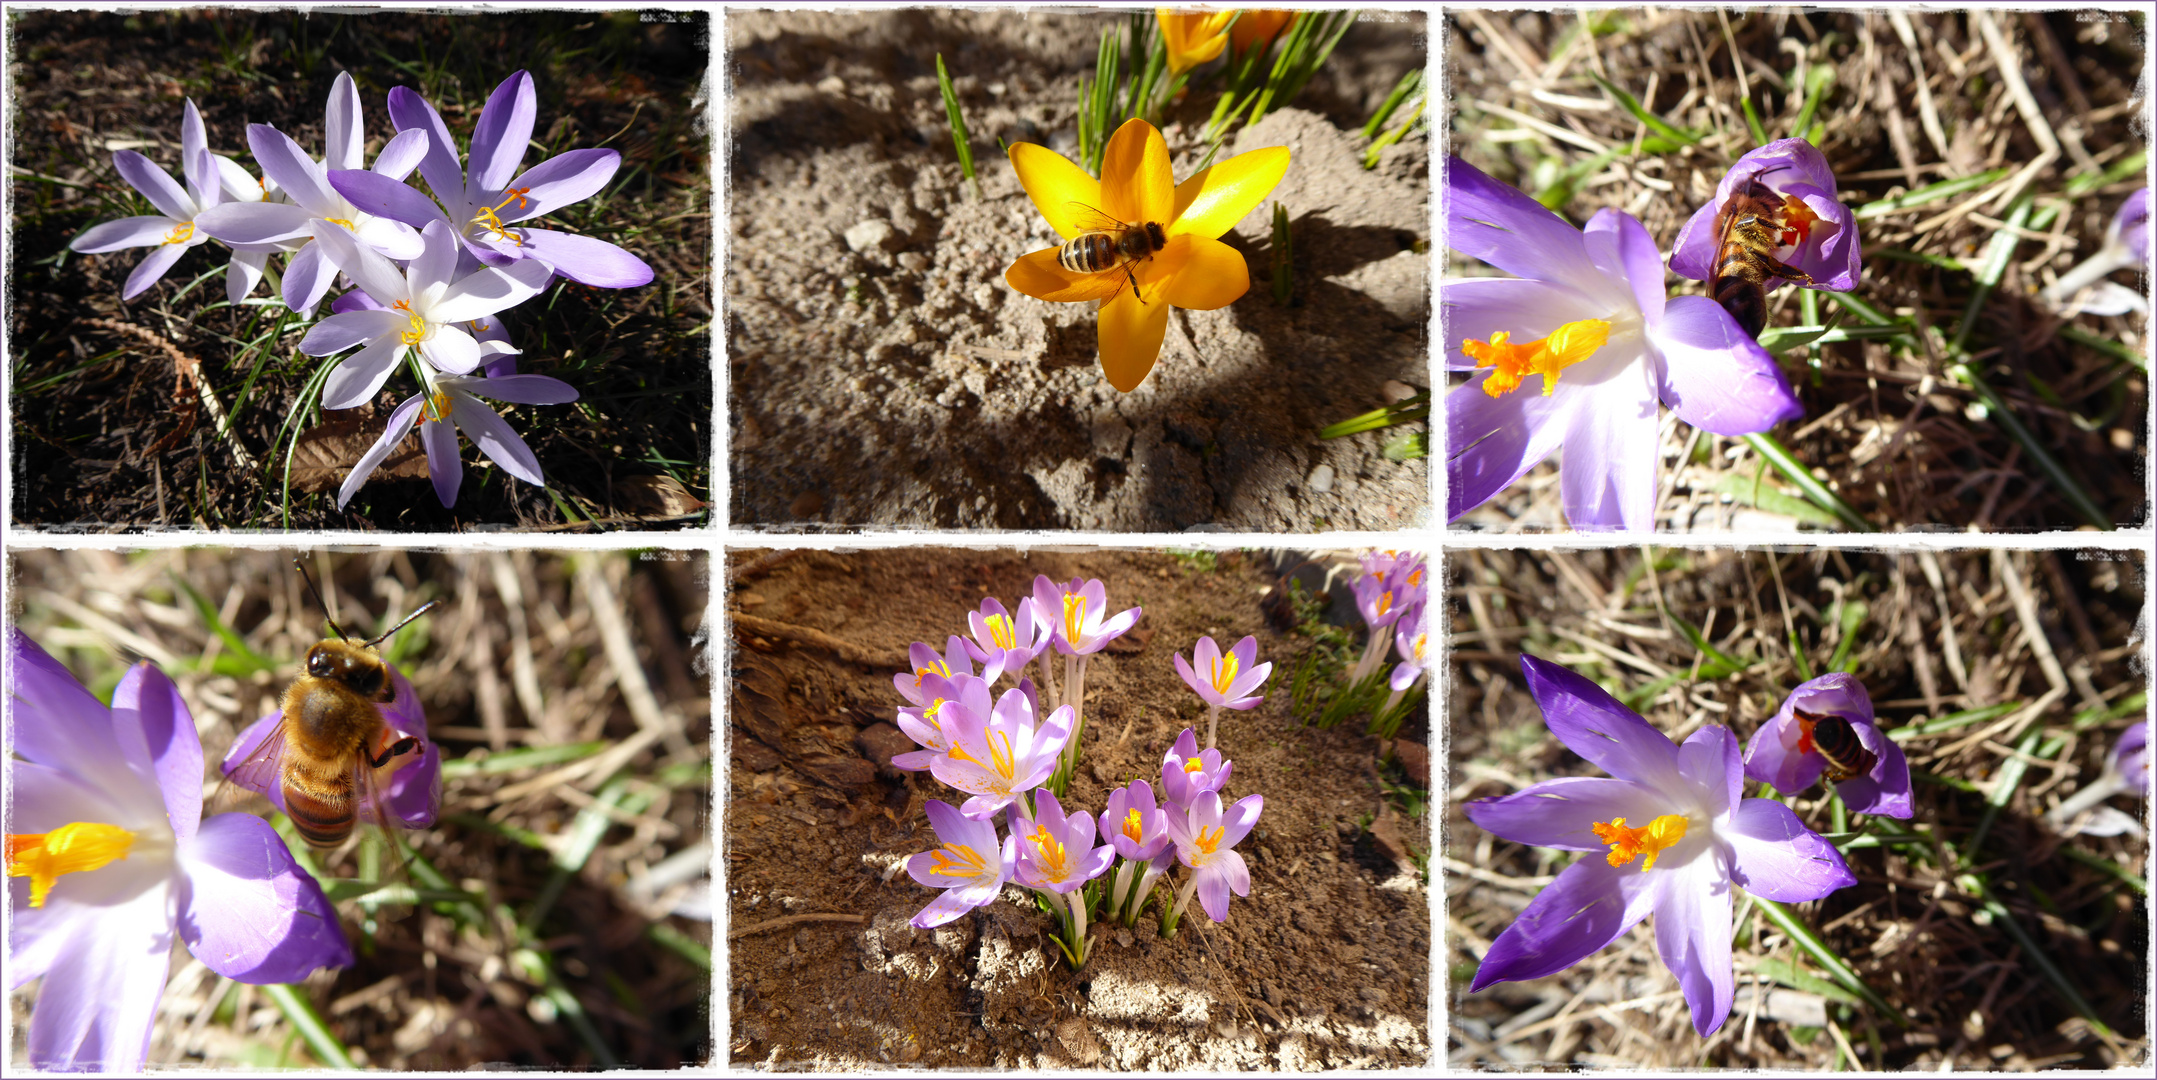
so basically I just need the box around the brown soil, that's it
[727,10,1430,530]
[725,547,1431,1069]
[1446,546,2148,1068]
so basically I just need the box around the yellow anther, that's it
[1209,653,1240,695]
[1183,757,1205,775]
[6,823,137,908]
[986,614,1015,651]
[1592,814,1689,871]
[422,389,453,423]
[1029,825,1069,877]
[1462,318,1612,397]
[928,842,988,879]
[398,311,429,347]
[1194,824,1224,856]
[1062,593,1088,643]
[1121,809,1146,844]
[161,222,194,245]
[321,218,356,232]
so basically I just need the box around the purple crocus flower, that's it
[961,597,1052,684]
[892,672,990,772]
[1160,727,1233,810]
[1389,617,1427,692]
[1163,790,1263,922]
[298,219,550,409]
[1351,566,1412,632]
[1464,656,1857,1036]
[1669,138,1862,292]
[1174,635,1273,711]
[2041,187,2152,316]
[222,661,440,829]
[1742,674,1911,818]
[332,367,580,510]
[1099,779,1173,862]
[1030,575,1142,656]
[329,71,653,288]
[2047,719,2153,837]
[905,800,1016,929]
[928,685,1073,820]
[894,637,976,708]
[6,630,352,1071]
[194,71,430,317]
[2118,719,2152,794]
[67,99,223,301]
[1009,791,1115,894]
[1445,156,1803,531]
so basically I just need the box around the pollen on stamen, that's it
[1462,318,1612,398]
[161,222,194,245]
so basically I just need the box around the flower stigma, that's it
[1591,814,1689,871]
[399,310,430,347]
[927,841,990,879]
[1062,593,1089,643]
[1209,653,1240,695]
[1029,825,1070,878]
[1462,319,1612,398]
[161,222,195,245]
[986,614,1015,650]
[6,822,138,908]
[1121,809,1146,845]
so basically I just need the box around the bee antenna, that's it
[293,555,351,642]
[364,599,439,649]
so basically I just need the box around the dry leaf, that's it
[617,474,706,516]
[289,418,428,494]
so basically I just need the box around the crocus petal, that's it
[249,123,344,216]
[1099,119,1174,226]
[336,395,425,509]
[281,241,337,317]
[226,249,270,304]
[1655,851,1734,1036]
[121,243,190,300]
[23,877,170,1071]
[175,813,352,982]
[448,394,546,487]
[1465,776,1667,852]
[1440,276,1596,370]
[386,85,463,205]
[108,662,202,843]
[1470,853,1656,990]
[8,631,137,796]
[327,167,450,231]
[112,150,193,222]
[1556,359,1662,531]
[1008,142,1104,240]
[194,201,314,245]
[1583,207,1669,324]
[1197,850,1249,922]
[1520,655,1685,791]
[311,220,410,308]
[300,309,404,357]
[468,72,538,194]
[512,229,653,288]
[355,217,425,262]
[323,71,363,172]
[1651,296,1802,436]
[370,127,431,182]
[1830,729,1914,819]
[1447,156,1604,299]
[319,335,407,410]
[458,373,579,406]
[1446,369,1584,522]
[505,148,620,221]
[70,216,182,253]
[430,258,553,323]
[419,323,483,375]
[1724,798,1858,902]
[1153,234,1248,311]
[1667,202,1721,283]
[1742,707,1827,793]
[1005,246,1128,303]
[1098,285,1172,392]
[1676,724,1740,821]
[1169,145,1290,241]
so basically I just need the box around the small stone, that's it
[1307,463,1335,493]
[737,592,766,608]
[845,219,896,253]
[815,75,846,95]
[897,252,929,273]
[1381,379,1418,402]
[790,492,826,518]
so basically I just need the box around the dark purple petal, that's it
[108,662,202,844]
[1667,202,1720,282]
[328,168,450,232]
[1831,724,1913,819]
[1555,360,1662,531]
[1520,655,1684,791]
[1464,776,1663,851]
[176,813,353,982]
[1781,182,1861,291]
[1725,797,1857,902]
[377,667,440,827]
[1654,851,1735,1036]
[221,713,289,811]
[1676,724,1739,820]
[1444,374,1577,521]
[1741,706,1825,794]
[1446,156,1601,296]
[1651,296,1803,436]
[1469,853,1657,990]
[515,228,655,288]
[422,415,463,507]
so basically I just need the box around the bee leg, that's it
[1125,265,1145,304]
[369,736,422,768]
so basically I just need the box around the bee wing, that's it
[214,714,291,816]
[347,754,417,922]
[1063,201,1130,234]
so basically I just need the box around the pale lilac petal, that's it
[194,201,314,245]
[1469,854,1657,990]
[213,154,264,202]
[406,219,462,304]
[310,220,410,308]
[226,248,269,304]
[23,877,170,1071]
[419,324,483,375]
[371,128,431,182]
[1655,851,1734,1036]
[1446,370,1584,521]
[8,631,136,796]
[515,228,654,288]
[1652,296,1802,436]
[71,216,179,253]
[1217,794,1263,848]
[121,243,189,300]
[355,217,424,261]
[469,72,538,193]
[1676,724,1739,820]
[179,99,211,199]
[319,335,407,410]
[448,394,545,486]
[1725,798,1857,902]
[458,373,578,406]
[1464,776,1666,852]
[504,148,620,221]
[175,813,352,982]
[108,662,202,843]
[1582,207,1667,323]
[421,415,463,506]
[112,150,193,221]
[1196,849,1249,921]
[430,259,553,323]
[1520,655,1684,791]
[282,240,338,316]
[385,85,463,208]
[336,395,425,509]
[1555,357,1661,531]
[299,309,404,357]
[328,167,450,231]
[1447,155,1600,297]
[245,123,337,216]
[323,72,363,172]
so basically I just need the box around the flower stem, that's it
[1205,703,1221,751]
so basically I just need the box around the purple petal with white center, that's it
[1725,797,1857,902]
[1583,207,1667,323]
[469,72,538,194]
[1655,850,1735,1036]
[1446,156,1603,298]
[70,216,179,253]
[386,85,463,208]
[311,220,410,308]
[175,813,352,982]
[422,415,463,507]
[1676,724,1739,820]
[328,167,451,232]
[1781,182,1861,290]
[195,201,314,245]
[1650,295,1802,435]
[1742,705,1826,794]
[419,323,483,375]
[431,258,553,323]
[122,243,190,300]
[22,874,171,1071]
[337,395,425,509]
[448,393,546,486]
[245,123,338,216]
[1444,370,1578,521]
[1464,776,1667,852]
[300,309,404,357]
[108,662,202,843]
[371,127,431,183]
[1520,655,1685,791]
[505,148,621,221]
[1470,853,1660,990]
[455,373,579,406]
[112,151,192,222]
[319,335,407,410]
[1556,355,1661,531]
[515,228,655,288]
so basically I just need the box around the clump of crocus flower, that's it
[1744,674,1911,818]
[65,70,651,511]
[2046,719,2152,838]
[1005,118,1288,392]
[2039,187,2150,316]
[1464,655,1857,1036]
[1668,138,1863,295]
[1444,155,1806,531]
[890,577,1270,967]
[6,630,353,1071]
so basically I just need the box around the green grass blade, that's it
[1740,96,1768,148]
[262,984,354,1068]
[933,53,978,198]
[1854,167,2012,220]
[1362,68,1424,139]
[1588,72,1699,146]
[1787,64,1835,140]
[1751,897,1906,1026]
[1739,432,1876,531]
[1270,201,1294,305]
[1960,875,2116,1039]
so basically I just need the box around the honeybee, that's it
[1796,708,1877,783]
[222,559,438,852]
[1710,174,1816,339]
[1057,202,1167,303]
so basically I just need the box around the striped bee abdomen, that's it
[1058,232,1120,274]
[1798,709,1877,783]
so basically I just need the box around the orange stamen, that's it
[1461,319,1612,398]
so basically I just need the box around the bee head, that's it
[307,639,391,700]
